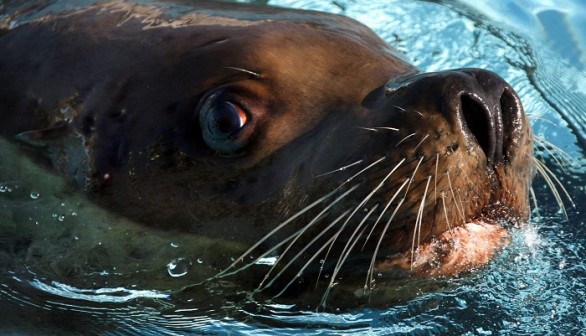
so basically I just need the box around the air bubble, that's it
[30,191,40,199]
[167,257,191,278]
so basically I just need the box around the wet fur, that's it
[0,1,550,309]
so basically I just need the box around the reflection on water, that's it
[1,0,585,334]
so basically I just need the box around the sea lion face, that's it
[0,1,533,293]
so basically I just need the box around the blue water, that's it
[1,0,585,335]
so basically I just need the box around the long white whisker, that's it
[271,230,340,301]
[395,132,417,147]
[404,156,424,198]
[262,209,352,294]
[411,175,432,268]
[534,136,576,173]
[254,185,361,288]
[365,179,410,291]
[533,157,575,219]
[375,126,400,131]
[441,191,452,231]
[535,156,575,208]
[314,160,364,178]
[446,170,465,223]
[412,134,429,153]
[361,157,410,250]
[325,158,406,286]
[434,153,439,205]
[355,127,380,132]
[353,126,400,132]
[334,156,386,192]
[223,66,261,78]
[530,186,540,219]
[319,206,379,308]
[213,186,354,279]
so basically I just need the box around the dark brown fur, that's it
[0,1,533,299]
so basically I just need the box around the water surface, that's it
[1,0,585,334]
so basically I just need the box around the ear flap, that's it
[15,121,90,188]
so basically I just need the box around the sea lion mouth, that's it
[373,219,512,279]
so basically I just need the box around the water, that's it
[1,0,585,334]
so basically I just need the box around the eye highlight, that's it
[199,94,251,154]
[207,101,247,137]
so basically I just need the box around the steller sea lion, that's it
[0,0,533,307]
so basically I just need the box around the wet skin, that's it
[0,1,533,303]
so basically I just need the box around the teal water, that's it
[1,0,585,334]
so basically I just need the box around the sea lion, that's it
[0,0,533,306]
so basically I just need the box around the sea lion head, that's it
[0,2,533,302]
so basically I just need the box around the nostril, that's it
[460,94,494,162]
[499,88,522,162]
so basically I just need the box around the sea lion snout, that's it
[383,68,527,166]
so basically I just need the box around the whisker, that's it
[533,157,575,219]
[364,179,410,291]
[393,105,406,112]
[223,66,261,78]
[411,109,424,117]
[327,157,407,276]
[314,160,364,178]
[319,206,379,308]
[255,185,360,289]
[410,175,432,268]
[330,204,380,280]
[355,127,380,132]
[213,186,357,279]
[530,186,540,219]
[262,209,352,294]
[412,134,429,153]
[395,132,417,147]
[352,126,401,133]
[318,158,407,306]
[534,136,576,173]
[334,156,386,192]
[528,114,557,127]
[375,126,400,131]
[404,156,424,199]
[440,191,452,231]
[360,158,408,249]
[446,170,465,224]
[434,153,439,205]
[271,228,340,301]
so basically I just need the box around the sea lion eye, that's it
[200,95,250,153]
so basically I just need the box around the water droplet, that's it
[30,191,40,199]
[170,242,179,248]
[167,257,191,278]
[71,212,78,216]
[0,185,7,193]
[196,258,203,264]
[58,215,65,222]
[255,256,277,266]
